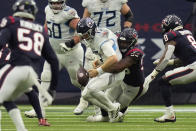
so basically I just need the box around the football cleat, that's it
[86,114,109,122]
[39,118,50,126]
[108,103,121,123]
[24,109,37,118]
[118,112,125,122]
[73,98,88,115]
[154,111,176,123]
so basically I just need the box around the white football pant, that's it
[82,71,125,111]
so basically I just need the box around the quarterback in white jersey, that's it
[82,0,133,32]
[61,17,125,122]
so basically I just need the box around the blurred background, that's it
[0,0,195,105]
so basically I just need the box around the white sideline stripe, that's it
[3,128,196,131]
[1,106,196,112]
[46,107,196,112]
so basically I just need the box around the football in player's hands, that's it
[76,66,89,87]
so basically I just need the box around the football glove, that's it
[143,69,159,89]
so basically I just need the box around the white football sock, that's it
[166,105,174,113]
[8,108,27,131]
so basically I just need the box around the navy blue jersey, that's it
[0,46,10,69]
[0,16,59,89]
[122,45,144,86]
[163,29,196,66]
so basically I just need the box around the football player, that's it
[24,0,96,117]
[82,0,133,32]
[144,14,196,123]
[74,0,134,115]
[0,0,59,130]
[61,17,125,122]
[0,46,50,126]
[86,27,148,122]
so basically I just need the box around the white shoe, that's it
[108,103,121,123]
[118,112,125,122]
[86,114,109,122]
[73,98,88,115]
[24,109,37,118]
[154,111,176,123]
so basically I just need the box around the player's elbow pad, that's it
[124,10,134,23]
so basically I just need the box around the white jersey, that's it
[82,0,127,33]
[87,28,122,62]
[45,5,79,54]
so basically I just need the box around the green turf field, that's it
[1,105,196,131]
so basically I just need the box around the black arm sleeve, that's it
[41,38,59,91]
[124,9,134,23]
[0,28,11,49]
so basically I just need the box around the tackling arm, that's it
[104,56,135,73]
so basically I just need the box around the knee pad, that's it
[41,70,51,82]
[3,101,17,112]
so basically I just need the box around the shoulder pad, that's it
[126,48,143,61]
[163,31,178,43]
[0,16,15,29]
[64,7,79,19]
[97,28,110,38]
[45,5,50,14]
[82,0,90,7]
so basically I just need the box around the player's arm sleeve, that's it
[99,40,119,71]
[0,28,11,49]
[101,39,117,57]
[82,0,88,7]
[41,38,59,91]
[155,43,175,71]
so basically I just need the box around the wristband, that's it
[97,66,104,75]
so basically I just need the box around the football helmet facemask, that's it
[118,28,138,53]
[12,0,38,20]
[161,14,183,34]
[48,0,66,14]
[77,17,97,40]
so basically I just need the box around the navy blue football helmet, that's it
[12,0,38,20]
[77,17,97,40]
[118,28,138,53]
[161,14,183,34]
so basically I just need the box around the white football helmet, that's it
[48,0,66,14]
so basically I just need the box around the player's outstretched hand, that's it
[88,69,98,78]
